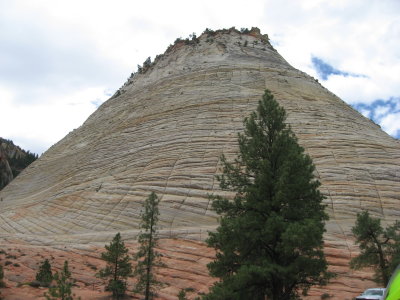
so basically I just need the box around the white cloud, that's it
[359,108,372,119]
[380,112,400,137]
[1,0,399,155]
[264,0,400,107]
[0,84,109,154]
[374,105,392,120]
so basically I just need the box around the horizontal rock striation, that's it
[0,27,399,297]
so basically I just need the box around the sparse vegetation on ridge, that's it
[0,137,39,190]
[111,26,271,99]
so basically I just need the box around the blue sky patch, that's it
[352,98,400,139]
[312,56,366,81]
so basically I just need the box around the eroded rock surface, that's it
[0,28,399,298]
[0,239,377,300]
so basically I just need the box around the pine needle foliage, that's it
[0,263,4,298]
[45,260,78,300]
[0,264,3,286]
[36,259,53,287]
[178,289,188,300]
[97,232,132,299]
[204,90,332,300]
[134,192,163,300]
[350,210,400,286]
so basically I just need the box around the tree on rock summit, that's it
[204,89,332,300]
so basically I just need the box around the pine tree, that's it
[0,263,4,300]
[178,289,188,300]
[204,90,332,300]
[134,192,163,300]
[97,232,132,299]
[350,210,400,286]
[45,260,78,300]
[36,259,53,287]
[0,264,4,287]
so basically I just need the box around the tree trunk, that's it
[145,210,154,300]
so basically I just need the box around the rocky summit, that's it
[0,138,38,191]
[0,27,399,298]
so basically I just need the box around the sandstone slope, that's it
[0,27,399,299]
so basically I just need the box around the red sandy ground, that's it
[0,238,377,299]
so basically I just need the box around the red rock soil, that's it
[0,238,376,300]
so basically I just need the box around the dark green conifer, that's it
[178,289,188,300]
[36,259,53,287]
[97,232,132,299]
[204,90,332,300]
[134,192,163,300]
[0,264,4,286]
[0,263,4,299]
[350,210,400,285]
[45,260,78,300]
[0,266,3,300]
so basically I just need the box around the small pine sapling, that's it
[36,259,53,287]
[44,260,79,300]
[178,289,188,300]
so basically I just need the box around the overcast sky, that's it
[1,0,399,155]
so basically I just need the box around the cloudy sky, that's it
[1,0,399,155]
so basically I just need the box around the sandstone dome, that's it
[0,27,399,251]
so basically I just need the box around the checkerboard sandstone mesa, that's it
[0,27,399,298]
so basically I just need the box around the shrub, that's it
[178,289,187,300]
[29,280,41,288]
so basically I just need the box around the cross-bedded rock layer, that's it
[0,27,399,297]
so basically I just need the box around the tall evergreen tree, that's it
[0,263,4,300]
[97,232,132,299]
[134,192,163,300]
[36,259,53,287]
[204,90,331,300]
[45,261,78,300]
[350,210,400,286]
[0,264,3,287]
